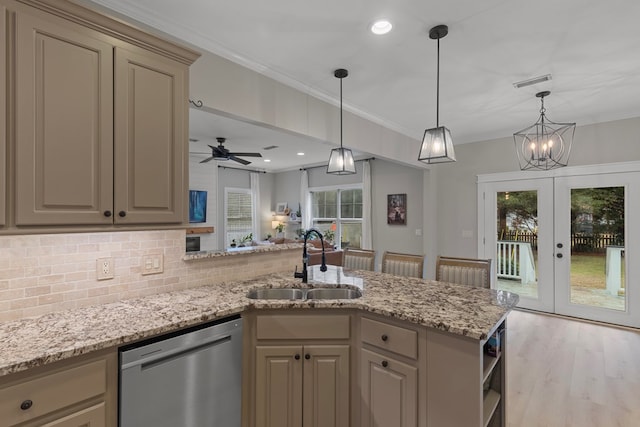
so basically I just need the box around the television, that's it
[189,190,207,223]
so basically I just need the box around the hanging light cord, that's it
[436,36,440,128]
[340,75,344,148]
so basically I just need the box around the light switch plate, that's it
[142,254,164,275]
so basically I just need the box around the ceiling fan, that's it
[198,137,262,165]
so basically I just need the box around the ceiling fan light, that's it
[418,126,456,163]
[327,147,356,174]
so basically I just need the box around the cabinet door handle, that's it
[294,354,300,360]
[103,210,112,217]
[305,353,311,360]
[381,360,388,368]
[20,400,33,410]
[381,334,388,342]
[118,211,127,218]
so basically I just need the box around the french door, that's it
[478,163,640,328]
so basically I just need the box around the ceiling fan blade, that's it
[199,156,215,164]
[229,155,251,165]
[229,152,262,157]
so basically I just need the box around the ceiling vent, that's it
[513,74,552,89]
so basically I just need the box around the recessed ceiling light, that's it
[297,152,305,156]
[264,159,271,163]
[371,19,392,35]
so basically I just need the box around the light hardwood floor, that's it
[507,309,640,426]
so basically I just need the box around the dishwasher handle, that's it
[121,334,232,370]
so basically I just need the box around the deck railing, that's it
[496,241,536,285]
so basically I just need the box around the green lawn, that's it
[570,253,625,289]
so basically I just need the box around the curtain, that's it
[300,170,311,230]
[361,160,373,249]
[250,172,261,240]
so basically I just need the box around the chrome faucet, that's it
[294,228,328,283]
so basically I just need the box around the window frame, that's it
[308,183,363,249]
[224,187,255,248]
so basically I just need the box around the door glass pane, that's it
[570,187,625,311]
[496,190,539,299]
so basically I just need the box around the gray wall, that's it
[189,157,218,251]
[434,116,640,260]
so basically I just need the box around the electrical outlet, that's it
[142,254,164,275]
[97,257,114,280]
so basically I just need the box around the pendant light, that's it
[418,25,456,164]
[327,68,356,175]
[513,91,575,171]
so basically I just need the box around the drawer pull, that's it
[294,354,300,360]
[381,360,389,368]
[20,400,33,411]
[103,210,112,217]
[118,211,127,218]
[381,334,388,342]
[305,353,311,360]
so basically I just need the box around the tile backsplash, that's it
[0,230,299,322]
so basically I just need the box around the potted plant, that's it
[238,233,253,247]
[275,223,285,236]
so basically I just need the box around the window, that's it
[310,186,362,249]
[225,188,253,247]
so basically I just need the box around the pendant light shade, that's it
[418,25,456,164]
[514,91,575,171]
[327,68,356,175]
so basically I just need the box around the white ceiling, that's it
[87,0,640,170]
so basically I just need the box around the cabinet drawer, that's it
[0,359,106,426]
[257,315,350,340]
[361,317,418,359]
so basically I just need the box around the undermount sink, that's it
[246,287,362,300]
[246,288,305,300]
[305,288,362,300]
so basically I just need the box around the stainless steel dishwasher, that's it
[119,316,243,427]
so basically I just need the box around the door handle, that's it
[556,253,563,258]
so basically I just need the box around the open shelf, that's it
[482,389,501,427]
[482,353,500,383]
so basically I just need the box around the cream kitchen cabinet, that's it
[359,314,427,427]
[246,311,352,427]
[426,320,507,427]
[3,0,199,229]
[0,349,117,427]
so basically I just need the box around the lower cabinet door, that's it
[255,346,303,427]
[303,345,350,427]
[40,403,105,427]
[360,348,418,427]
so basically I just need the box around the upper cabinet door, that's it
[14,11,114,225]
[0,6,6,227]
[113,46,187,224]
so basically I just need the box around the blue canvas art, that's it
[189,190,207,223]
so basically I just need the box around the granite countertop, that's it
[0,268,518,377]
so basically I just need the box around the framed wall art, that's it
[275,202,288,215]
[387,193,406,225]
[189,190,207,223]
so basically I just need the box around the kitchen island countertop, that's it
[0,269,518,376]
